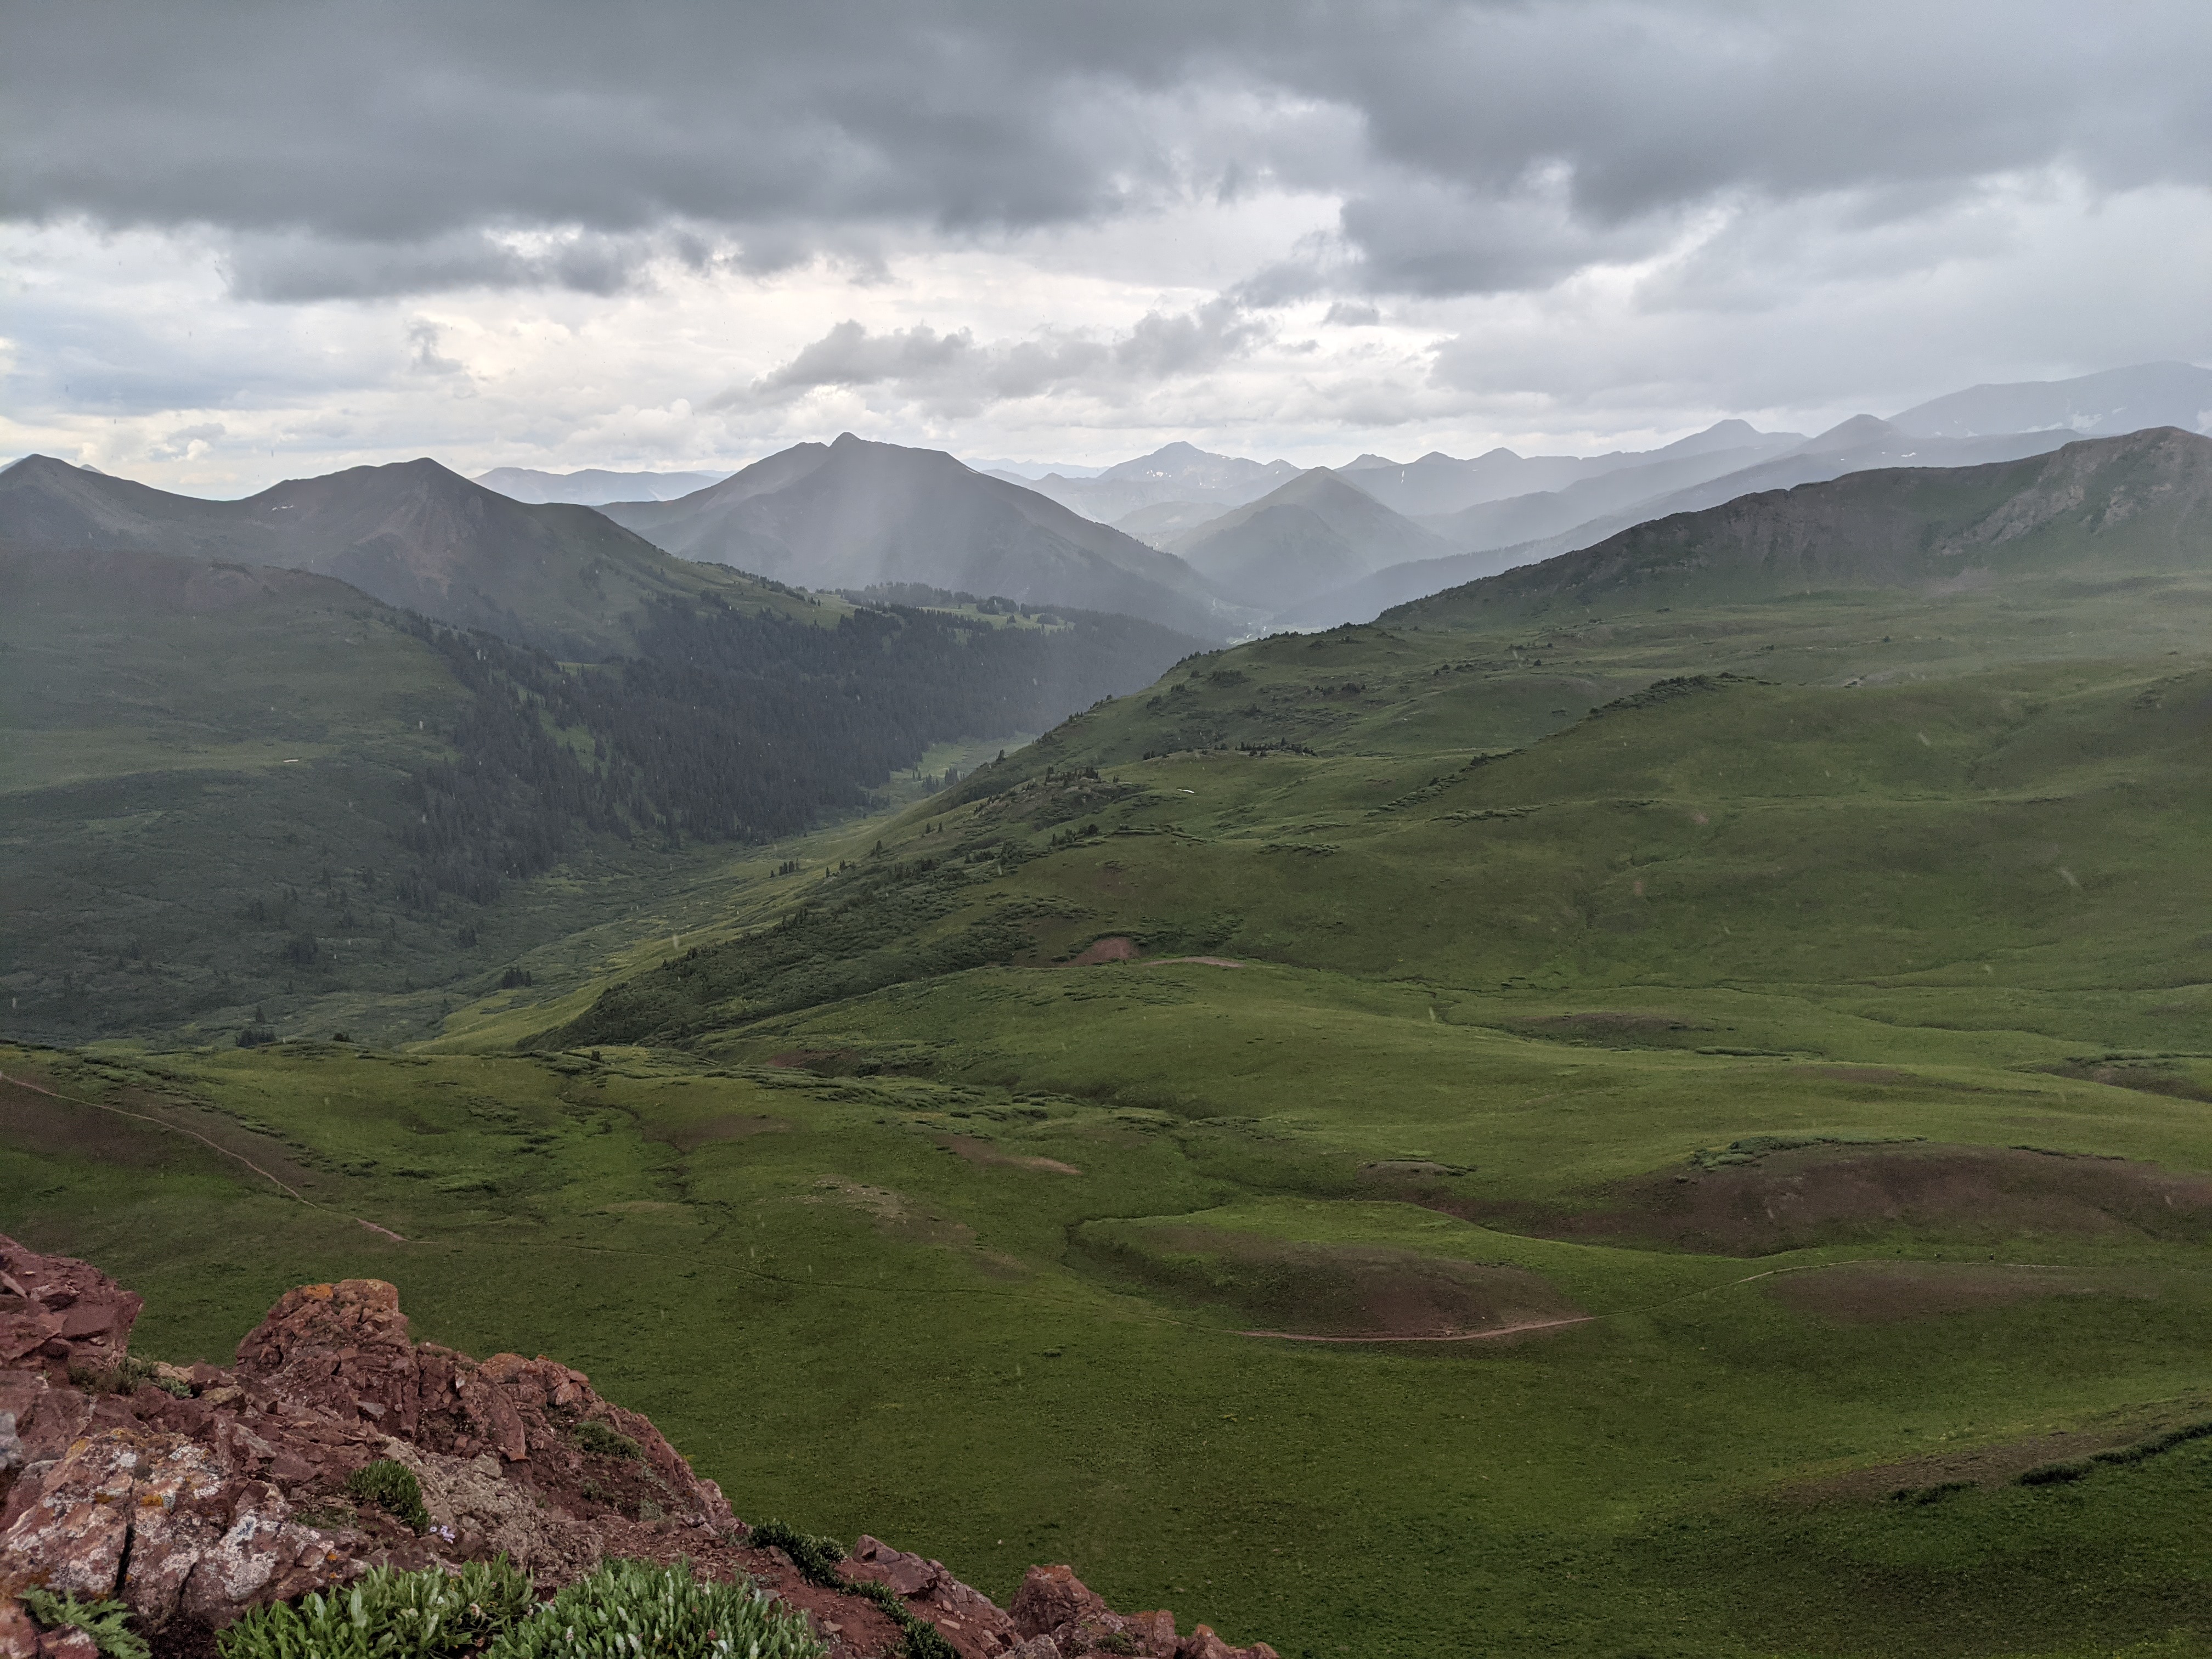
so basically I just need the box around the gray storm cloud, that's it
[733,301,1268,415]
[9,1,2212,302]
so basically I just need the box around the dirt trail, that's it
[1242,1314,1596,1343]
[0,1067,408,1243]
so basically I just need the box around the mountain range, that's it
[600,433,1250,639]
[0,453,789,658]
[475,465,729,505]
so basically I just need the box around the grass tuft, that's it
[345,1458,432,1532]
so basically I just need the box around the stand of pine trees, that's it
[394,596,1193,905]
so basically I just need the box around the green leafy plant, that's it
[217,1559,533,1659]
[486,1559,822,1659]
[746,1519,846,1587]
[345,1458,432,1532]
[21,1589,149,1659]
[570,1418,644,1460]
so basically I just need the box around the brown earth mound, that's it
[1764,1261,2119,1325]
[1424,1142,2212,1256]
[0,1233,1278,1659]
[654,1113,793,1153]
[1065,936,1139,966]
[941,1135,1084,1176]
[1081,1224,1581,1340]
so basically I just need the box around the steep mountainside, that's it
[604,434,1248,639]
[1165,468,1452,610]
[0,454,786,658]
[1891,361,2212,438]
[1289,419,2091,629]
[475,466,727,504]
[1392,427,2212,625]
[0,544,1200,1044]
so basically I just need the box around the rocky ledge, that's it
[0,1234,1275,1659]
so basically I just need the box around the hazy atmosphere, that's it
[9,0,2212,490]
[12,9,2212,1659]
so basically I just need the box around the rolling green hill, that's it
[1392,426,2212,626]
[10,440,2212,1657]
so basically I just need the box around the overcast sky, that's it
[6,0,2211,493]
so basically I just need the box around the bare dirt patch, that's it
[0,1071,192,1168]
[1764,1261,2118,1325]
[802,1176,976,1246]
[1426,1142,2212,1255]
[1065,935,1138,966]
[1078,1222,1582,1339]
[940,1134,1083,1176]
[1499,1012,1706,1048]
[2044,1059,2212,1103]
[652,1113,793,1154]
[1790,1065,1922,1086]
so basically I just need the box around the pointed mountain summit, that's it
[603,434,1249,638]
[0,454,780,657]
[1166,467,1452,610]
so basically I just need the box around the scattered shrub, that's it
[747,1519,847,1587]
[21,1589,149,1659]
[845,1581,960,1659]
[345,1458,432,1532]
[571,1419,644,1461]
[2017,1460,2090,1486]
[218,1559,533,1659]
[486,1559,822,1659]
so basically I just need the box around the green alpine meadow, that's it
[9,419,2212,1655]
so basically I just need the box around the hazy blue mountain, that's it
[1337,420,1803,517]
[0,453,770,657]
[1412,438,1809,554]
[973,459,1108,480]
[475,465,728,504]
[1281,420,2082,630]
[1164,468,1453,610]
[1113,498,1237,547]
[602,433,1251,639]
[1009,442,1302,523]
[1889,362,2212,439]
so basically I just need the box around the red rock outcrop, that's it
[0,1234,1277,1659]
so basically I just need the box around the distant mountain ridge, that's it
[1004,442,1303,524]
[1389,427,2212,626]
[1891,362,2212,439]
[1165,467,1453,610]
[603,433,1250,639]
[1278,418,2091,630]
[0,453,791,658]
[475,466,728,504]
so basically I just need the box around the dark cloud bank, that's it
[10,0,2211,302]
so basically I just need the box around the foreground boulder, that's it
[0,1235,1276,1659]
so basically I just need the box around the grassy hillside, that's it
[0,550,1198,1047]
[1394,426,2212,626]
[10,461,2212,1655]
